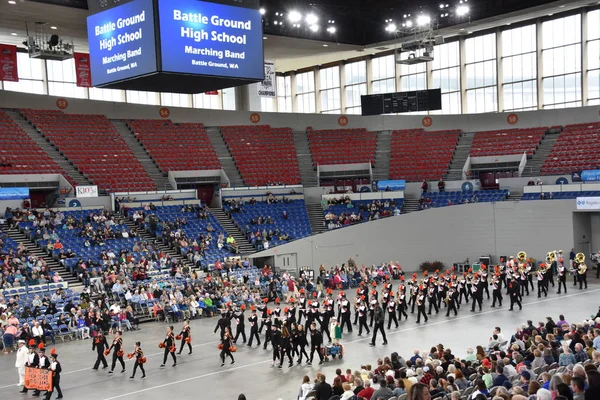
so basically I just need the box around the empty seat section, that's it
[127,119,221,172]
[307,128,377,166]
[389,129,460,181]
[541,122,600,175]
[221,125,301,186]
[20,109,155,193]
[0,110,74,184]
[470,127,546,157]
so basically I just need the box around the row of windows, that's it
[0,53,237,110]
[262,10,600,115]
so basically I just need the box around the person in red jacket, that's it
[357,379,375,400]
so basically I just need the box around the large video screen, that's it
[87,0,158,86]
[157,0,263,80]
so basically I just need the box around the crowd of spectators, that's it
[296,309,600,400]
[323,197,402,230]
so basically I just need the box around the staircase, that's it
[4,110,91,188]
[112,120,172,191]
[507,193,522,202]
[208,207,254,254]
[521,131,560,177]
[402,196,421,214]
[445,132,475,181]
[292,130,318,186]
[121,218,195,270]
[372,130,392,181]
[206,127,244,187]
[1,222,82,289]
[306,203,326,234]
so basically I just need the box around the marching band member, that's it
[294,324,310,364]
[470,273,483,312]
[458,273,469,305]
[129,341,146,380]
[427,280,439,315]
[233,306,247,345]
[386,295,398,329]
[287,298,298,326]
[108,331,125,374]
[92,331,109,370]
[44,351,62,400]
[277,325,293,369]
[357,297,370,336]
[269,324,281,367]
[33,347,50,397]
[257,298,269,334]
[369,301,388,346]
[319,301,332,343]
[352,290,361,325]
[480,265,490,300]
[177,319,193,355]
[537,264,548,298]
[415,287,428,324]
[159,326,177,368]
[445,284,458,317]
[297,289,307,325]
[557,254,567,294]
[272,299,282,324]
[397,280,408,321]
[20,343,39,394]
[213,313,230,340]
[491,272,503,308]
[247,307,261,347]
[307,322,324,366]
[219,326,235,367]
[576,253,588,289]
[339,292,352,333]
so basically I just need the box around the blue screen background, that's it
[158,0,264,80]
[87,0,157,86]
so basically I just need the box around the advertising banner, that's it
[576,197,600,210]
[257,60,276,98]
[581,169,600,182]
[376,180,406,191]
[158,0,264,80]
[86,0,158,86]
[0,187,29,200]
[0,44,18,82]
[76,185,99,198]
[74,52,92,87]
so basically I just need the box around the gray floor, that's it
[1,280,599,400]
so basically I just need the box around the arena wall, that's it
[1,90,600,132]
[251,200,592,272]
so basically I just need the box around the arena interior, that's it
[0,0,600,400]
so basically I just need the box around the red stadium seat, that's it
[127,119,221,172]
[221,125,301,186]
[307,128,377,166]
[541,122,600,175]
[20,109,156,192]
[470,127,546,157]
[389,129,460,181]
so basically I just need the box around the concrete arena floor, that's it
[1,280,599,400]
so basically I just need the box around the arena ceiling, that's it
[0,0,597,72]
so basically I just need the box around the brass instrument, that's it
[517,251,527,263]
[576,253,587,274]
[546,251,556,263]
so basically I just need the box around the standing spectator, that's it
[15,340,28,391]
[421,180,428,194]
[297,375,314,400]
[314,373,332,400]
[438,178,446,192]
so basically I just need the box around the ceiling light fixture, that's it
[260,8,266,15]
[8,0,16,4]
[288,11,302,23]
[416,15,430,26]
[263,36,267,39]
[11,32,17,36]
[323,44,328,47]
[326,26,336,34]
[50,26,57,30]
[405,20,413,28]
[305,13,318,25]
[385,23,397,32]
[456,5,469,16]
[309,24,319,32]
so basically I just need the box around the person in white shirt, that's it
[32,322,44,343]
[15,340,28,389]
[298,375,314,400]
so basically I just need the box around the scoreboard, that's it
[361,89,442,116]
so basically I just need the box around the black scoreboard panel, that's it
[361,89,442,116]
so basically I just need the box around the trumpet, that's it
[517,251,527,263]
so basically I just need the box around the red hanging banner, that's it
[205,90,219,95]
[73,52,92,87]
[0,44,18,82]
